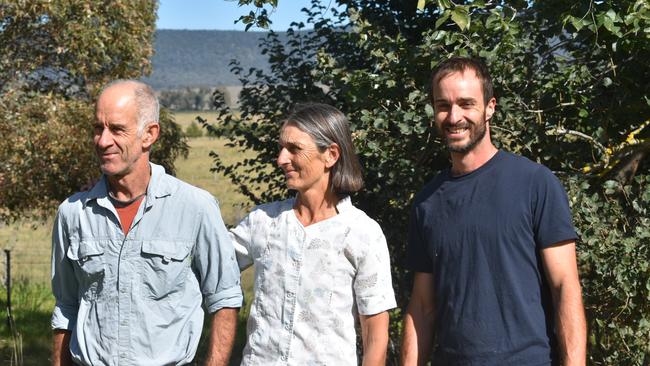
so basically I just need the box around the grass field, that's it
[0,110,256,365]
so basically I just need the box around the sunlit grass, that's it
[0,109,256,365]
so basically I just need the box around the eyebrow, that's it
[278,138,304,148]
[433,97,477,104]
[458,97,477,103]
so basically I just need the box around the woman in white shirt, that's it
[231,103,396,365]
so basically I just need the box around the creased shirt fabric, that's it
[407,151,578,365]
[231,196,396,365]
[51,163,243,366]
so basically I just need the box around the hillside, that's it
[142,29,272,89]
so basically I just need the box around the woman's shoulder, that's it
[338,198,384,237]
[248,197,295,220]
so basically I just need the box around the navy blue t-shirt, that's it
[406,150,577,365]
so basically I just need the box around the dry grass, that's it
[176,136,253,225]
[0,110,256,364]
[0,110,253,283]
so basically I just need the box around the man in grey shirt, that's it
[51,80,243,365]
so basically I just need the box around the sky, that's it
[156,0,341,31]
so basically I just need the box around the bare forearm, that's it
[401,273,435,366]
[361,312,389,366]
[52,330,72,366]
[204,307,239,366]
[542,243,587,366]
[400,309,434,366]
[555,284,587,366]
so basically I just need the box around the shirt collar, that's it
[83,162,173,208]
[336,195,352,213]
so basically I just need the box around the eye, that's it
[110,125,125,133]
[435,103,450,111]
[279,142,300,154]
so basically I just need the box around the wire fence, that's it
[0,220,52,287]
[0,249,50,286]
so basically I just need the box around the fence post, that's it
[4,249,12,328]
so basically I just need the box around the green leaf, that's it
[603,77,613,87]
[417,0,427,11]
[451,7,470,31]
[437,0,452,10]
[435,10,451,29]
[568,15,584,32]
[425,103,434,117]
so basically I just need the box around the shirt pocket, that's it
[66,240,106,300]
[140,240,193,300]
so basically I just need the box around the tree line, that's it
[209,0,649,364]
[0,0,647,364]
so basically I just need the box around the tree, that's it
[212,0,649,363]
[0,0,188,222]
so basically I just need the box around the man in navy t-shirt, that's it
[400,57,586,365]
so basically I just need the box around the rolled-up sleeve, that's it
[51,208,79,330]
[230,212,254,271]
[354,223,397,316]
[193,197,243,314]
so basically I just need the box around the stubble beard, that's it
[442,114,488,154]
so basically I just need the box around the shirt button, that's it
[286,292,294,298]
[281,355,288,361]
[284,324,291,330]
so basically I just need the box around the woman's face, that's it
[277,124,335,194]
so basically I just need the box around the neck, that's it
[450,141,498,176]
[107,160,151,201]
[294,188,340,227]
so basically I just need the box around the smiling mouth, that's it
[99,152,118,159]
[445,126,471,138]
[446,127,468,133]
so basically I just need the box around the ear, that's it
[141,123,160,149]
[485,97,496,122]
[325,143,341,169]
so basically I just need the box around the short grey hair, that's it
[100,79,160,135]
[283,103,364,194]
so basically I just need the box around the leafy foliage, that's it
[0,0,188,223]
[212,0,649,363]
[567,177,649,364]
[185,121,205,138]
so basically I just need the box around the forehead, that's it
[95,86,137,123]
[434,70,483,99]
[280,123,309,140]
[280,123,315,145]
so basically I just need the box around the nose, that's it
[95,127,113,149]
[447,104,463,124]
[277,147,290,167]
[276,147,291,168]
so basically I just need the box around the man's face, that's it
[93,85,148,177]
[432,70,495,154]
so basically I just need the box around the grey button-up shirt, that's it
[232,196,396,365]
[51,163,242,365]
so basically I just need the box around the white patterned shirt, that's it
[231,196,396,365]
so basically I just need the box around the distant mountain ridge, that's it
[142,29,273,89]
